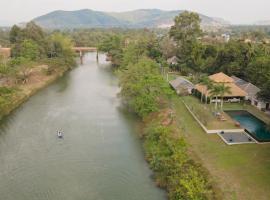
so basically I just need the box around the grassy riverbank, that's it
[173,97,270,200]
[0,61,72,119]
[141,105,217,199]
[116,57,216,199]
[0,22,76,119]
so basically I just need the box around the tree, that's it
[209,84,222,111]
[119,58,171,117]
[9,25,23,44]
[19,40,39,60]
[48,33,74,57]
[199,76,213,103]
[246,56,270,86]
[160,36,177,59]
[169,11,202,69]
[47,33,75,68]
[24,22,45,43]
[209,83,231,111]
[10,22,48,59]
[120,42,148,70]
[219,83,231,110]
[258,80,270,102]
[98,35,124,66]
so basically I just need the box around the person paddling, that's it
[57,131,63,138]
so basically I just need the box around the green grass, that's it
[172,96,270,200]
[167,73,180,81]
[182,96,237,130]
[166,73,190,82]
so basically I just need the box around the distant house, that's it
[0,47,11,59]
[232,76,270,110]
[221,34,230,42]
[167,56,179,66]
[195,72,247,102]
[169,77,194,95]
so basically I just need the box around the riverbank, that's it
[139,97,219,200]
[115,57,216,199]
[0,63,71,119]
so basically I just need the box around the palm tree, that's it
[219,83,232,111]
[199,76,213,104]
[210,83,232,111]
[209,84,222,111]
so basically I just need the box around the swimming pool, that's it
[226,110,270,142]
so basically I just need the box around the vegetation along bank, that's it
[0,22,76,119]
[98,10,270,199]
[99,15,218,200]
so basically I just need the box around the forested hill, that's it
[32,9,229,29]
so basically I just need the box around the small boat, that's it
[57,131,63,138]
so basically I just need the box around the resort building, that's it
[169,77,194,95]
[232,76,270,111]
[195,72,247,103]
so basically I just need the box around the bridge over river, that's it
[73,47,99,64]
[72,47,97,52]
[0,53,166,200]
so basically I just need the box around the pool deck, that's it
[181,97,270,145]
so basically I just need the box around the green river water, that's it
[0,53,166,200]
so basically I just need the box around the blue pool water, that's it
[226,110,270,142]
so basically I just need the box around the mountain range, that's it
[32,9,230,29]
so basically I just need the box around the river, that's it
[0,53,166,200]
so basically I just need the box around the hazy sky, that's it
[1,0,269,24]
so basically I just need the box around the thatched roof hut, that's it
[196,72,247,98]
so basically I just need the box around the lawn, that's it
[172,96,270,200]
[182,96,237,130]
[166,72,182,81]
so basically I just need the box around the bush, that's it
[119,58,172,117]
[143,121,213,200]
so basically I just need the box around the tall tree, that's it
[246,56,270,86]
[209,84,222,111]
[199,76,213,103]
[258,80,270,102]
[119,58,171,117]
[219,84,232,110]
[169,11,202,69]
[18,40,39,60]
[9,25,23,44]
